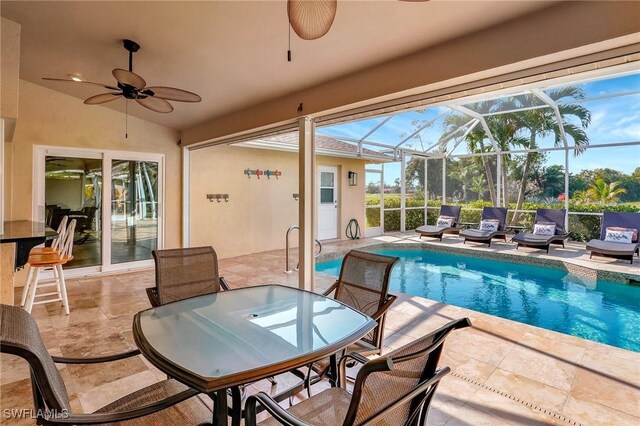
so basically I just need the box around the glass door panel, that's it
[365,170,383,236]
[111,160,158,264]
[44,156,102,268]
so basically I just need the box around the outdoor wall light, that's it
[348,171,358,186]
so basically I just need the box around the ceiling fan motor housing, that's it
[123,39,140,53]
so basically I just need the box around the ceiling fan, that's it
[286,0,429,60]
[43,39,201,114]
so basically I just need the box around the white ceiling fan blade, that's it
[136,96,173,113]
[43,77,120,91]
[84,93,122,105]
[112,68,146,89]
[143,86,202,102]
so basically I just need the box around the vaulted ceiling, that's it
[1,1,555,130]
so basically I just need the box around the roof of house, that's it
[245,132,393,161]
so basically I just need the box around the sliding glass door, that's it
[111,160,159,264]
[44,155,103,268]
[35,147,163,273]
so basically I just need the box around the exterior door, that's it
[318,166,338,240]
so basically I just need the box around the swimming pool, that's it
[316,248,640,352]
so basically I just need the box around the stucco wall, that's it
[189,144,367,259]
[1,18,20,131]
[7,80,182,249]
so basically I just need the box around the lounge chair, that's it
[512,208,570,253]
[245,318,472,426]
[415,205,462,240]
[586,212,640,264]
[459,207,509,247]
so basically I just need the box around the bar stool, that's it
[23,219,76,315]
[20,216,68,307]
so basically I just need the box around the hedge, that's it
[365,198,638,242]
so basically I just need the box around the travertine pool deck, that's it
[1,234,639,425]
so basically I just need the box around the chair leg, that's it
[56,264,70,315]
[52,266,63,304]
[25,267,41,314]
[20,266,34,307]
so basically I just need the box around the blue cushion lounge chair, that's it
[586,212,640,264]
[415,205,462,241]
[512,208,570,253]
[459,207,509,247]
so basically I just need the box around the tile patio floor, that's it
[1,233,639,425]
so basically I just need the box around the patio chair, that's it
[586,212,640,264]
[21,219,77,315]
[306,250,399,393]
[245,317,472,426]
[415,205,462,241]
[0,303,213,425]
[146,246,230,307]
[459,207,509,247]
[511,208,570,253]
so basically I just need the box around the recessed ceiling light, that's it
[67,74,83,82]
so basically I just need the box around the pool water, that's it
[316,249,640,352]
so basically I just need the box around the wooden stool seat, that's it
[27,252,74,266]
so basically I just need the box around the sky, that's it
[317,72,640,184]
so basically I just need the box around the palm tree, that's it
[470,175,487,200]
[586,178,626,205]
[506,87,591,222]
[440,110,498,205]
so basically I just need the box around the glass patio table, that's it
[132,284,376,426]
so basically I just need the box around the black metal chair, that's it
[0,303,213,425]
[146,246,230,307]
[245,318,472,426]
[304,250,398,394]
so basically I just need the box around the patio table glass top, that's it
[134,285,375,388]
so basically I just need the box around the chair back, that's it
[59,219,77,260]
[534,209,566,234]
[344,318,472,426]
[481,207,508,230]
[152,246,223,306]
[600,212,640,241]
[439,205,462,225]
[0,304,71,413]
[335,250,399,348]
[51,215,69,252]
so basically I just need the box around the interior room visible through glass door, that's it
[44,156,102,268]
[111,160,159,264]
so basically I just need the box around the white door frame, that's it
[317,165,339,240]
[33,145,165,277]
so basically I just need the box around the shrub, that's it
[366,198,638,242]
